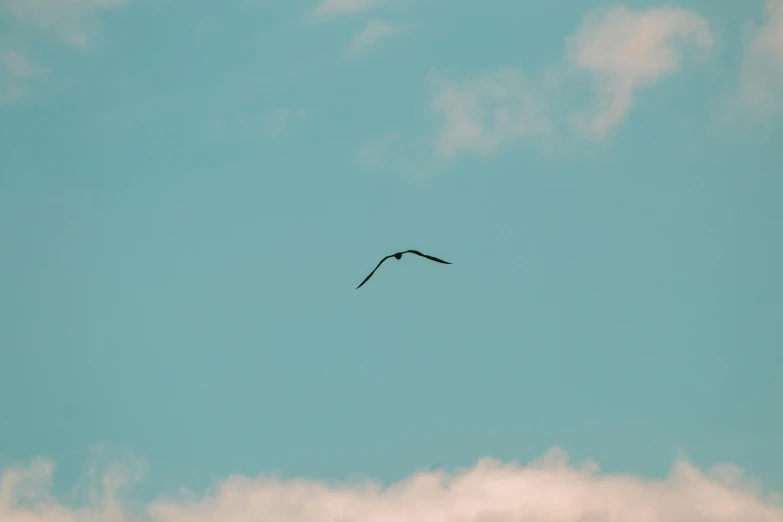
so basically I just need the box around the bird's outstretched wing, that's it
[405,250,452,264]
[356,254,394,289]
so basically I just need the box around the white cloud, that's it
[312,0,381,20]
[2,447,782,522]
[0,49,47,103]
[429,68,553,160]
[567,5,713,138]
[344,19,399,59]
[1,0,126,50]
[244,107,309,139]
[364,5,713,167]
[354,130,431,181]
[0,0,125,103]
[738,0,783,116]
[355,131,407,169]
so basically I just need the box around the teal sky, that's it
[1,0,782,520]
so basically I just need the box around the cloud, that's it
[567,5,712,138]
[429,68,553,160]
[0,0,126,50]
[0,49,47,103]
[355,130,407,169]
[312,0,381,20]
[243,107,309,139]
[361,5,713,168]
[354,130,431,181]
[2,447,782,522]
[738,0,783,116]
[344,19,399,59]
[0,0,125,103]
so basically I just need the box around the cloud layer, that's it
[2,447,782,522]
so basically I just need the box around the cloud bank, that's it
[2,447,782,522]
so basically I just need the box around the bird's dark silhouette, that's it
[356,249,451,289]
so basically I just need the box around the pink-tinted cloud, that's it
[419,5,712,163]
[568,5,712,138]
[430,68,553,160]
[2,448,782,522]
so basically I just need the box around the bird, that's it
[356,249,451,289]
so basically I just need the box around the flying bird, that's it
[356,249,451,289]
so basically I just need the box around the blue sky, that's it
[1,0,782,520]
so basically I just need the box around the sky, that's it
[1,0,782,520]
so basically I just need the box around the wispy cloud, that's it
[360,5,713,168]
[738,0,783,116]
[344,19,400,59]
[429,68,553,161]
[567,5,712,138]
[1,0,126,50]
[354,130,429,181]
[0,0,126,103]
[243,107,309,139]
[2,447,782,522]
[308,0,407,60]
[312,0,382,21]
[0,49,47,103]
